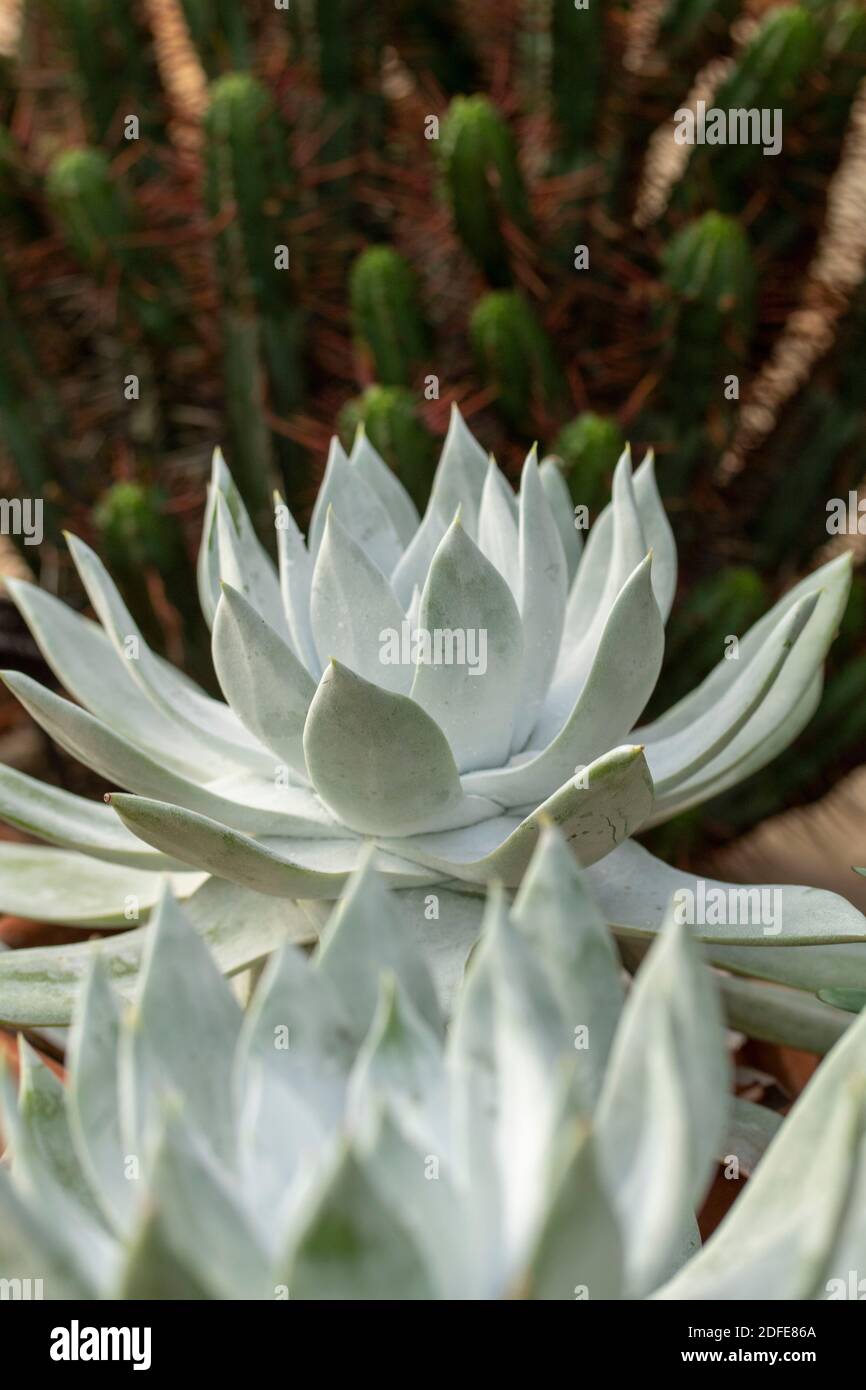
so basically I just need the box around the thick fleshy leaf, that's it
[717,971,851,1054]
[539,456,581,583]
[538,449,648,744]
[523,1123,623,1301]
[642,551,853,744]
[196,446,230,629]
[0,1166,94,1299]
[67,956,136,1232]
[144,1113,273,1299]
[721,1098,783,1179]
[512,826,624,1107]
[658,1052,866,1300]
[446,892,507,1292]
[275,492,320,677]
[645,593,818,799]
[0,763,185,870]
[6,578,221,780]
[117,1202,212,1299]
[0,875,310,1027]
[108,795,354,898]
[410,518,524,772]
[357,1105,469,1299]
[285,1142,437,1300]
[390,745,654,886]
[350,429,419,548]
[512,450,568,750]
[476,457,520,596]
[213,584,315,779]
[15,1040,104,1222]
[307,435,402,576]
[486,900,576,1278]
[214,491,289,646]
[349,976,450,1156]
[632,450,676,621]
[390,503,447,610]
[596,914,729,1297]
[315,852,442,1042]
[465,554,662,806]
[1,671,318,836]
[304,658,495,836]
[237,942,354,1125]
[119,887,242,1167]
[587,838,866,946]
[0,842,201,927]
[310,509,410,692]
[427,404,489,537]
[654,669,826,823]
[66,531,267,771]
[0,1054,116,1290]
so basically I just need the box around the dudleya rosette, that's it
[2,828,865,1300]
[0,406,863,1026]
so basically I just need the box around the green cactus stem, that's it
[349,246,430,387]
[551,413,625,519]
[469,291,562,429]
[45,147,177,342]
[178,0,251,74]
[204,73,303,504]
[440,96,531,286]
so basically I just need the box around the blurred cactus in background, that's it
[551,413,626,520]
[338,385,435,511]
[204,71,303,521]
[440,95,531,285]
[179,0,251,75]
[349,246,429,386]
[470,290,561,428]
[1,0,866,860]
[92,480,197,660]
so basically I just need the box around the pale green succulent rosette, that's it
[0,407,863,1028]
[2,827,864,1301]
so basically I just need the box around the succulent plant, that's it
[349,246,430,387]
[2,825,864,1300]
[0,410,861,1033]
[440,96,531,286]
[337,388,436,512]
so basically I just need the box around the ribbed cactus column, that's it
[470,290,561,429]
[179,0,251,73]
[441,96,531,286]
[0,269,62,521]
[686,5,821,205]
[45,147,177,342]
[551,413,625,519]
[659,211,756,492]
[204,72,304,523]
[349,246,429,386]
[292,0,384,222]
[44,0,162,144]
[338,386,436,511]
